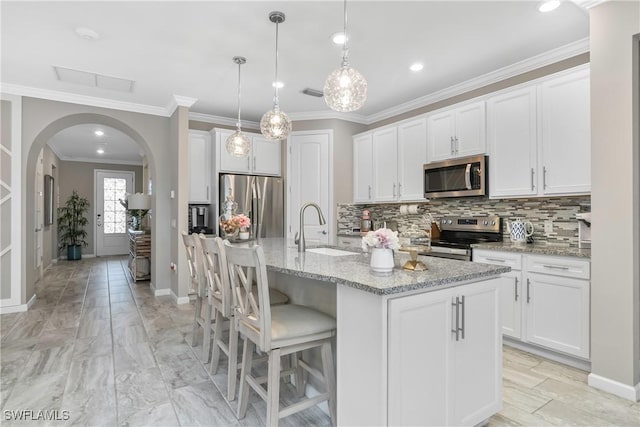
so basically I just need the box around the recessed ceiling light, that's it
[94,130,104,137]
[331,32,347,45]
[539,0,560,12]
[272,81,284,89]
[75,27,100,41]
[410,63,424,72]
[96,148,105,154]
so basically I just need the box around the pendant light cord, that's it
[273,21,280,109]
[342,0,349,67]
[236,61,242,131]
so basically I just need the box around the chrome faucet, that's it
[294,202,327,252]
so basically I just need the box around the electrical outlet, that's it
[170,262,177,272]
[544,220,554,234]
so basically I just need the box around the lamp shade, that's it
[127,193,150,210]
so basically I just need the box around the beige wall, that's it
[590,1,640,393]
[57,160,142,257]
[21,97,174,303]
[42,145,59,268]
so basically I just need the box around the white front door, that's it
[95,170,134,256]
[35,150,43,279]
[288,131,332,246]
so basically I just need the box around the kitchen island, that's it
[243,238,511,426]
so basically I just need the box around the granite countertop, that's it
[472,241,591,258]
[231,238,510,296]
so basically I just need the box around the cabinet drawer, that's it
[473,250,522,270]
[526,255,590,280]
[337,236,362,249]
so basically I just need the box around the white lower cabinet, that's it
[388,279,502,426]
[473,250,590,359]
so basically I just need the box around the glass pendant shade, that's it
[226,130,251,157]
[324,65,368,112]
[260,108,292,141]
[226,56,251,157]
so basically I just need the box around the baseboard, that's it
[588,373,640,402]
[153,288,171,297]
[0,293,37,314]
[171,289,190,305]
[59,254,96,260]
[503,338,591,371]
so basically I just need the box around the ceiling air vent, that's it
[53,66,135,93]
[301,88,324,98]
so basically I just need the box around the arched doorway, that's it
[24,113,157,302]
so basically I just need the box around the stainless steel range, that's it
[422,215,503,261]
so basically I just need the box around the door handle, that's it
[97,213,102,227]
[398,182,402,197]
[451,296,460,341]
[460,295,465,340]
[514,277,519,301]
[320,230,327,235]
[253,157,257,170]
[368,185,372,200]
[450,137,455,155]
[206,186,209,200]
[455,137,459,154]
[465,163,472,190]
[392,183,396,198]
[543,166,547,189]
[526,278,531,303]
[35,227,42,232]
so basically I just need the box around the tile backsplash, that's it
[338,196,591,246]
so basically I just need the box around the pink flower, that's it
[235,214,251,229]
[361,228,400,250]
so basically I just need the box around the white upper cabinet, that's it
[488,67,590,198]
[372,127,399,202]
[216,129,281,176]
[488,86,538,198]
[428,100,486,162]
[353,133,374,203]
[353,118,427,203]
[252,135,281,176]
[539,68,591,195]
[188,130,212,203]
[397,118,428,201]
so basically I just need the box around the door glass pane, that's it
[103,177,127,234]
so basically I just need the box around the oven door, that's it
[424,155,486,198]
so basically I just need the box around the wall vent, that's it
[53,66,135,93]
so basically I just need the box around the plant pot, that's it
[370,248,394,273]
[239,231,250,240]
[67,245,82,261]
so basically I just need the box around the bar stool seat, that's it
[268,288,289,306]
[270,305,336,347]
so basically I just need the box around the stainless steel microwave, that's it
[424,155,487,198]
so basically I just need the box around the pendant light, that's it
[324,0,367,112]
[260,11,292,141]
[226,56,251,157]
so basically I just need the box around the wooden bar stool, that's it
[225,244,337,427]
[181,231,211,362]
[199,236,289,402]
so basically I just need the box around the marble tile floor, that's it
[1,256,638,426]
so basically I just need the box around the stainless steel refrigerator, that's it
[219,174,284,238]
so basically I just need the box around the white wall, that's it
[589,0,640,398]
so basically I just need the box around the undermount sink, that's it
[306,247,359,257]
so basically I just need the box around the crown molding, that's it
[188,112,260,130]
[166,95,198,115]
[56,155,143,166]
[287,110,369,125]
[365,37,590,124]
[0,83,169,116]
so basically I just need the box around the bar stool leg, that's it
[266,348,282,427]
[191,295,202,346]
[292,351,305,398]
[202,300,212,363]
[321,341,337,427]
[237,337,255,420]
[209,308,223,374]
[227,317,239,401]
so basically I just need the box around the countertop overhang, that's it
[238,238,511,296]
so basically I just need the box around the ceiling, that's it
[1,1,590,163]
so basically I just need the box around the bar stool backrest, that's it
[225,244,272,352]
[199,235,232,317]
[181,231,205,297]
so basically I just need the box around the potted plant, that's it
[58,190,90,260]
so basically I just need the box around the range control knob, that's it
[447,220,453,225]
[491,221,496,225]
[483,220,488,225]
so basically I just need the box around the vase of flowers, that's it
[220,213,251,240]
[236,214,251,240]
[362,227,400,273]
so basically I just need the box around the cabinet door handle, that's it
[514,277,519,302]
[247,157,251,170]
[393,183,396,198]
[542,264,570,271]
[206,186,209,201]
[368,185,372,200]
[450,137,455,155]
[398,182,402,198]
[451,296,460,341]
[486,257,506,263]
[253,156,257,170]
[460,295,465,340]
[526,278,531,303]
[543,166,547,189]
[531,168,535,191]
[455,137,459,154]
